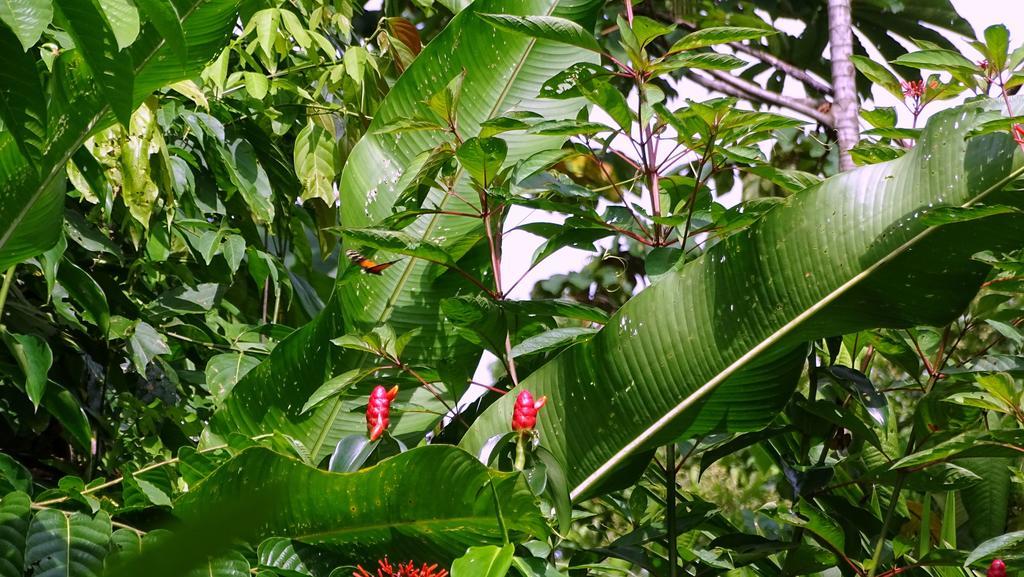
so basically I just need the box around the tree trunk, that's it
[828,0,859,171]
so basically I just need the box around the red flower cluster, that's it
[512,390,547,432]
[354,558,448,577]
[901,79,926,99]
[988,559,1006,577]
[367,385,399,441]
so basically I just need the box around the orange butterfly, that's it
[346,249,399,275]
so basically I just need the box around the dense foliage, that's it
[2,0,1024,576]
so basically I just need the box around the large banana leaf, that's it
[167,447,544,567]
[460,100,1024,500]
[209,0,602,462]
[0,0,239,270]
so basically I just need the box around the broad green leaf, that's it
[53,0,134,126]
[0,492,30,577]
[451,544,515,577]
[920,204,1020,225]
[97,0,141,50]
[983,24,1009,73]
[669,26,776,53]
[960,458,1011,543]
[57,258,110,333]
[965,530,1024,566]
[129,320,170,373]
[1,330,52,408]
[294,121,338,205]
[174,447,546,564]
[460,99,1024,500]
[0,24,46,164]
[892,49,980,73]
[26,509,111,577]
[0,0,52,50]
[477,13,599,52]
[134,0,185,61]
[892,431,1024,469]
[655,52,747,73]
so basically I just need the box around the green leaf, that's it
[656,52,747,73]
[668,26,776,53]
[173,447,546,564]
[456,137,508,186]
[960,458,1011,543]
[983,24,1009,73]
[57,258,110,333]
[129,320,170,373]
[0,453,32,495]
[459,98,1024,500]
[1,330,51,409]
[892,49,981,74]
[302,368,375,414]
[510,327,598,358]
[134,0,185,61]
[0,24,46,164]
[920,204,1020,225]
[451,544,515,577]
[0,0,52,50]
[327,435,379,473]
[205,353,261,404]
[294,121,338,205]
[477,13,599,52]
[965,530,1024,566]
[339,228,456,266]
[0,491,31,577]
[53,0,135,126]
[186,552,250,577]
[41,382,92,451]
[223,140,275,224]
[97,0,140,50]
[26,509,111,577]
[851,55,904,100]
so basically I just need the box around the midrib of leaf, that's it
[0,0,205,256]
[569,161,1024,500]
[309,1,559,459]
[282,514,505,542]
[63,512,70,577]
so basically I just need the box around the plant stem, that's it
[0,266,14,329]
[666,443,679,577]
[514,433,527,471]
[867,473,906,577]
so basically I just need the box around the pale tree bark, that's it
[828,0,859,171]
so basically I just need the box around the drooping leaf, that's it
[0,0,52,51]
[294,121,338,205]
[171,447,546,564]
[477,13,599,52]
[460,99,1024,500]
[668,26,776,53]
[0,330,52,409]
[0,24,46,164]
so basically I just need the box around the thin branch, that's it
[827,0,860,171]
[684,70,834,127]
[636,7,834,96]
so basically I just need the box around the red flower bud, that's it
[512,390,547,432]
[1013,124,1024,145]
[366,385,399,441]
[988,559,1006,577]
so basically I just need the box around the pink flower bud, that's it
[988,559,1006,577]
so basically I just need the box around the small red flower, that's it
[901,79,926,99]
[354,558,448,577]
[366,385,399,441]
[512,390,547,432]
[988,559,1006,577]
